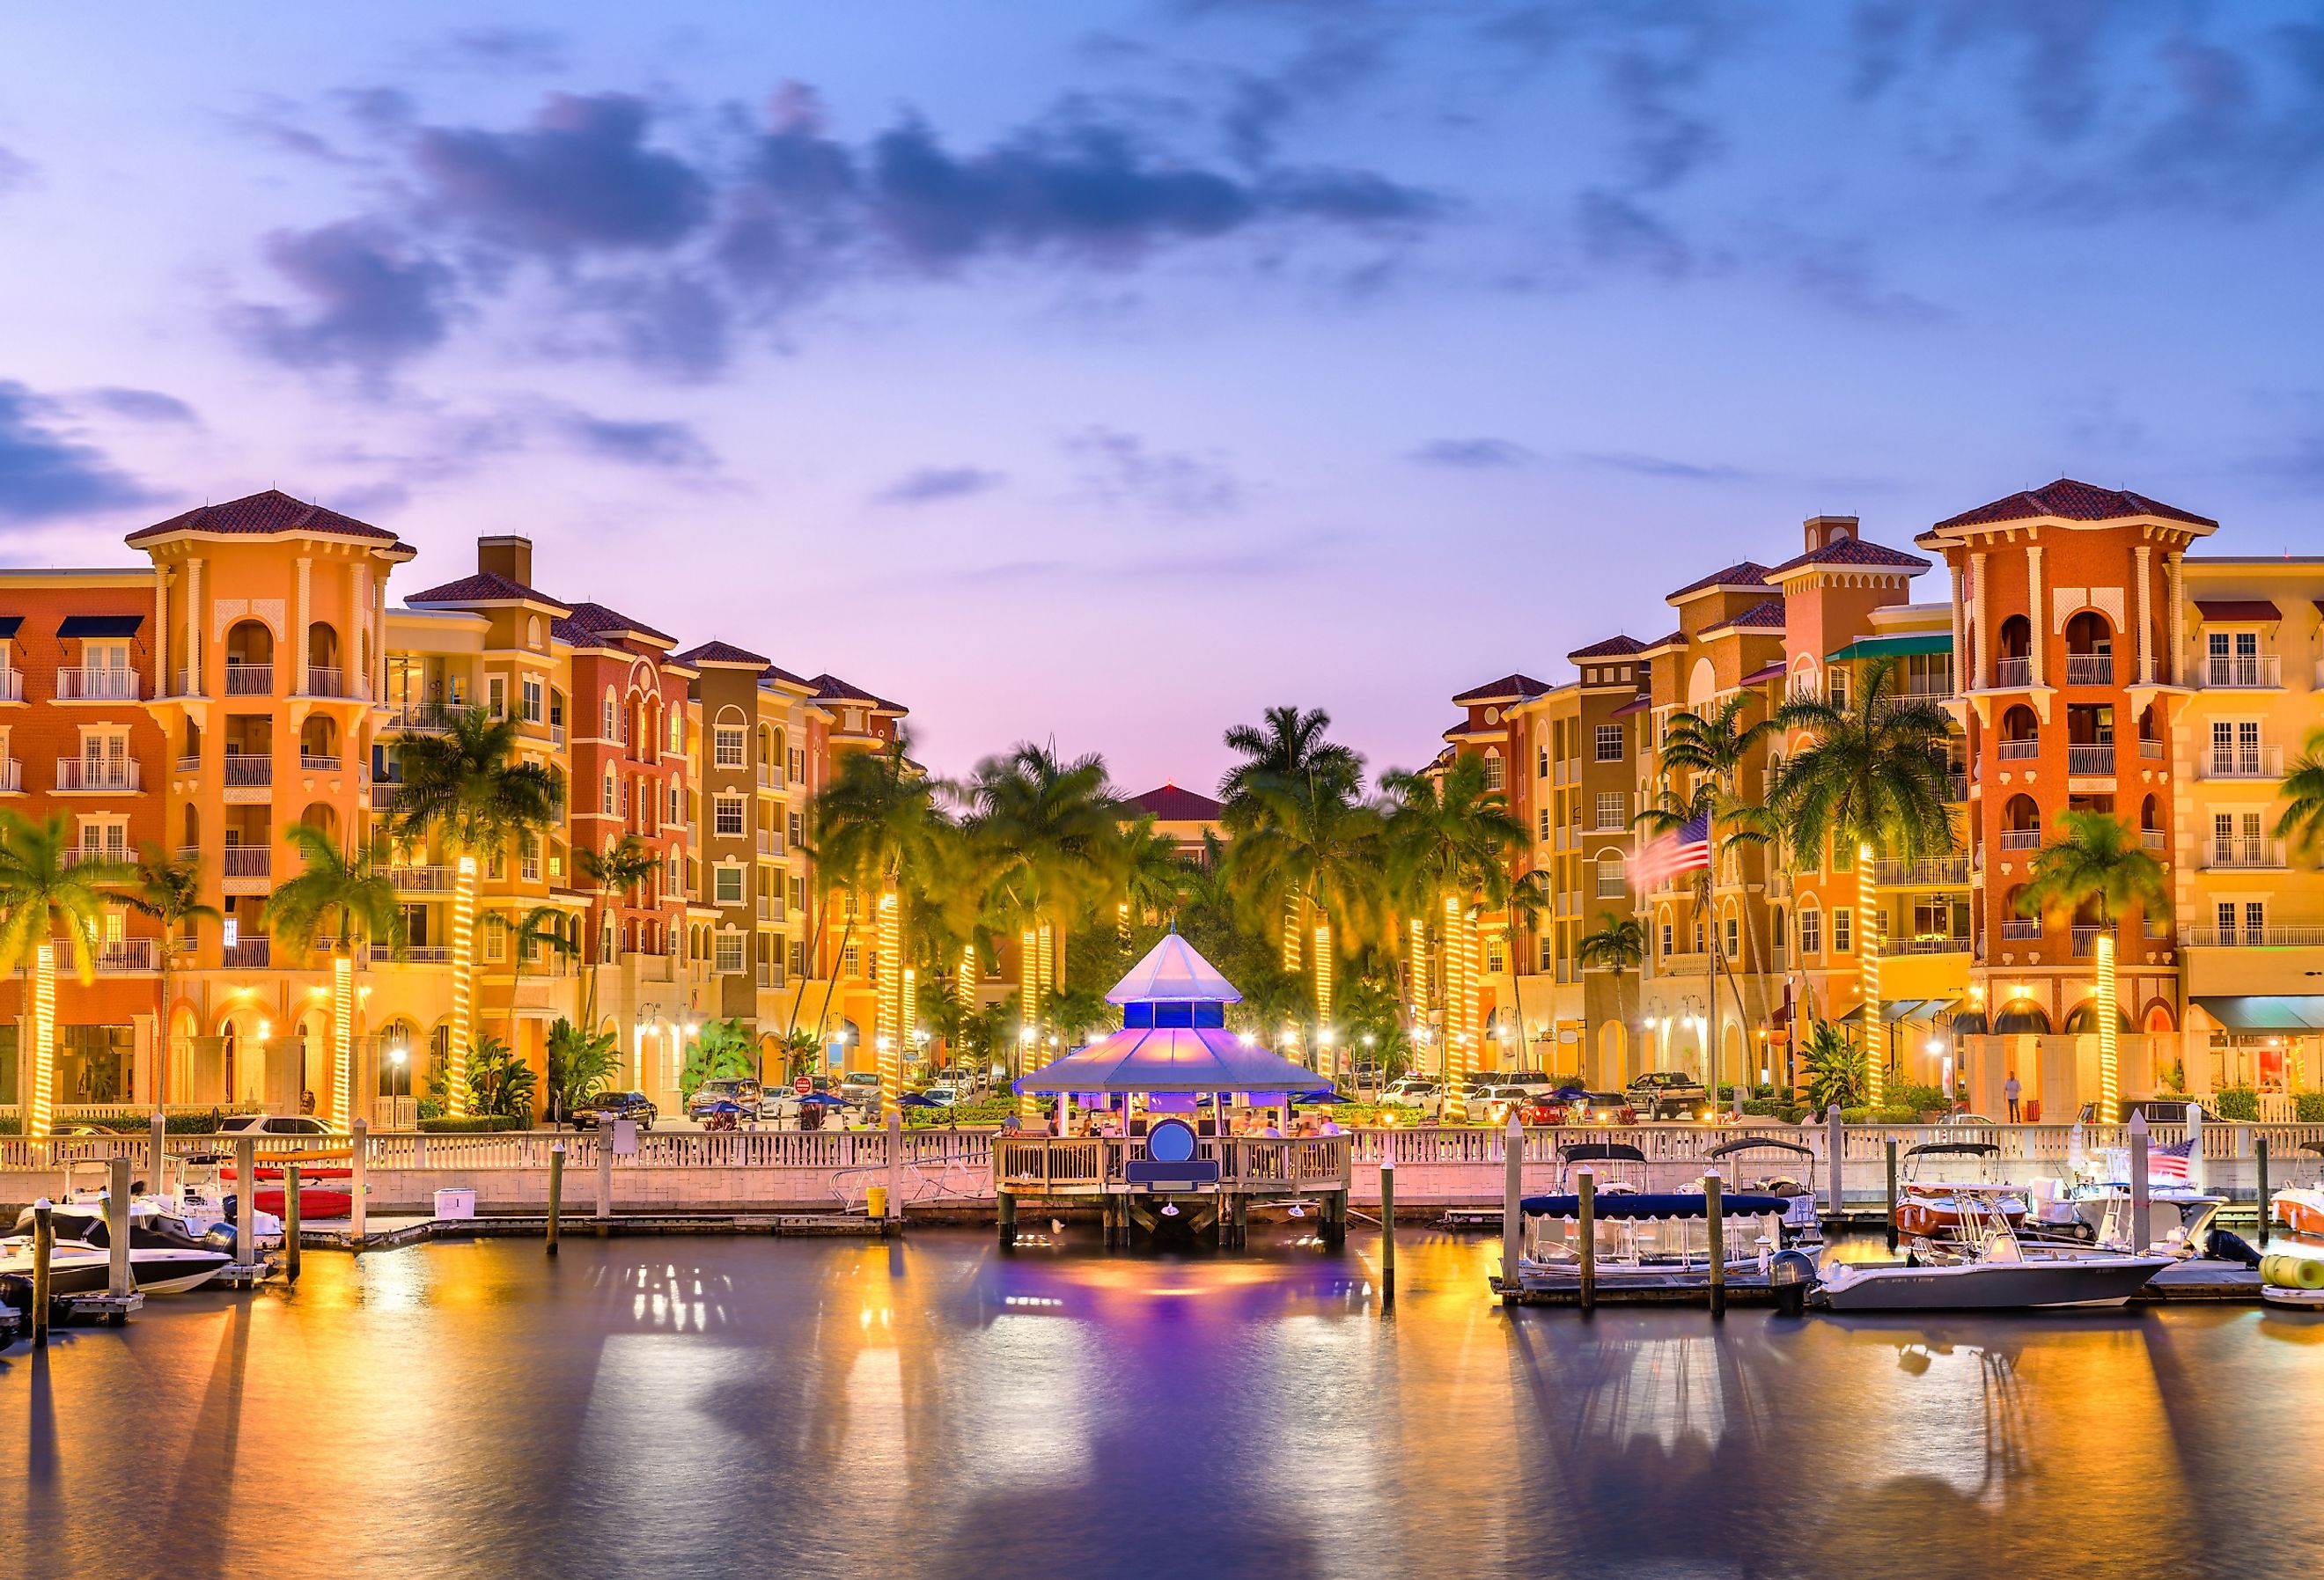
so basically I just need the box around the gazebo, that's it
[999,934,1352,1247]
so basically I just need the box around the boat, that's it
[1820,1187,2172,1312]
[1704,1135,1822,1238]
[2273,1146,2324,1238]
[1557,1141,1646,1194]
[218,1151,359,1219]
[1503,1190,1806,1297]
[0,1231,233,1296]
[1894,1142,2028,1238]
[14,1157,283,1250]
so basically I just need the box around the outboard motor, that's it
[202,1223,241,1253]
[1769,1248,1818,1317]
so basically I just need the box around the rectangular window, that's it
[1486,937,1506,974]
[55,1024,132,1104]
[2246,900,2267,942]
[1537,746,1548,779]
[841,941,861,977]
[483,918,506,963]
[714,797,746,837]
[1828,670,1849,709]
[1538,807,1551,841]
[668,712,684,753]
[1798,908,1822,956]
[788,940,805,979]
[1594,724,1623,761]
[668,786,683,825]
[1596,858,1624,898]
[520,833,540,884]
[789,875,805,912]
[1595,791,1625,830]
[1659,921,1673,955]
[1725,914,1739,956]
[715,727,746,768]
[488,676,505,718]
[715,933,745,974]
[521,677,543,723]
[1482,753,1505,791]
[714,866,744,905]
[1833,907,1852,954]
[788,811,803,847]
[602,698,617,740]
[601,773,616,816]
[789,747,805,784]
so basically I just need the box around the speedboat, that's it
[0,1231,233,1296]
[1820,1187,2171,1312]
[1894,1142,2028,1238]
[2276,1187,2324,1239]
[14,1157,281,1251]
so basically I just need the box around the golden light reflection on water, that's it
[0,1228,2320,1578]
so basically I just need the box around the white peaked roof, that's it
[1105,932,1243,1005]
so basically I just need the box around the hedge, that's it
[417,1114,532,1133]
[2211,1086,2261,1121]
[2299,1091,2324,1124]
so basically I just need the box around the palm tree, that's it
[1223,758,1384,1047]
[2017,810,2166,1120]
[501,902,577,1069]
[1576,910,1644,1084]
[1219,706,1363,977]
[2275,727,2324,863]
[0,811,136,1135]
[1117,816,1191,931]
[389,705,562,1115]
[121,845,221,1108]
[544,1015,621,1126]
[262,824,406,1127]
[1772,657,1955,1102]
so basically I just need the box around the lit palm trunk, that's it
[1857,841,1881,1106]
[28,943,55,1140]
[1313,922,1333,1024]
[876,890,902,1116]
[448,856,476,1117]
[1407,915,1428,1025]
[958,943,976,1008]
[1442,894,1469,1121]
[2096,930,2118,1121]
[332,949,354,1129]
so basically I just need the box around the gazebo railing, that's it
[991,1134,1351,1191]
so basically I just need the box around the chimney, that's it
[1803,514,1859,552]
[478,533,533,587]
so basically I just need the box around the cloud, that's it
[1574,450,1751,483]
[0,145,33,193]
[0,381,157,524]
[230,219,457,377]
[1411,437,1533,467]
[876,465,1005,505]
[411,92,712,255]
[547,407,718,470]
[1067,427,1239,514]
[412,27,570,75]
[1574,188,1693,278]
[81,387,200,423]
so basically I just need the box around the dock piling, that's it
[1379,1156,1396,1305]
[597,1126,614,1223]
[886,1111,904,1224]
[107,1154,134,1299]
[1705,1174,1725,1318]
[234,1134,256,1270]
[1578,1171,1597,1313]
[546,1143,564,1256]
[2129,1112,2150,1253]
[997,1189,1017,1249]
[31,1200,51,1347]
[350,1118,368,1245]
[1884,1139,1899,1251]
[2255,1135,2271,1245]
[283,1164,303,1282]
[1826,1105,1844,1216]
[1501,1115,1524,1301]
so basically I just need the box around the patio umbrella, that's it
[898,1091,945,1110]
[1294,1089,1358,1106]
[796,1091,848,1107]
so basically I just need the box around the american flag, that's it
[2148,1137,2195,1181]
[1634,812,1710,888]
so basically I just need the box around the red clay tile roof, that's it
[1666,562,1769,601]
[761,665,817,691]
[128,489,399,545]
[1639,629,1687,650]
[1124,783,1225,821]
[406,570,571,612]
[673,640,771,668]
[555,600,677,648]
[1765,536,1931,577]
[1934,479,2216,531]
[1703,598,1787,635]
[1452,672,1552,704]
[1568,635,1646,660]
[813,673,906,714]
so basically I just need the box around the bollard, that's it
[1379,1156,1396,1304]
[31,1200,52,1347]
[107,1153,134,1299]
[1705,1174,1725,1318]
[1827,1105,1846,1217]
[1578,1170,1598,1313]
[2128,1112,2151,1254]
[597,1127,614,1223]
[2255,1135,2271,1247]
[234,1134,257,1269]
[349,1118,369,1246]
[546,1143,565,1257]
[283,1165,303,1282]
[886,1110,905,1224]
[1885,1139,1900,1252]
[1501,1114,1525,1298]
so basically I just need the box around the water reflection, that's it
[0,1228,2319,1578]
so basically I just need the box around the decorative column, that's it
[1971,552,1990,689]
[186,556,204,694]
[2025,543,2047,685]
[151,570,169,696]
[1949,560,1967,696]
[2166,552,2187,687]
[371,566,388,702]
[2134,544,2154,684]
[294,555,312,694]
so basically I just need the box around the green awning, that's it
[1840,997,1940,1024]
[2191,996,2324,1032]
[1826,633,1953,662]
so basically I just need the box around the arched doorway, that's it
[224,618,275,695]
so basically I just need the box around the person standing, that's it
[2004,1069,2023,1123]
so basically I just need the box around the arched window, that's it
[602,690,618,741]
[299,714,338,765]
[602,768,616,816]
[1797,902,1822,957]
[1594,851,1624,900]
[1997,614,2033,660]
[1482,749,1504,791]
[2001,793,2041,842]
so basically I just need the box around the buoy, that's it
[2298,1257,2324,1291]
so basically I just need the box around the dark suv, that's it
[1626,1070,1710,1120]
[689,1078,762,1121]
[572,1091,658,1129]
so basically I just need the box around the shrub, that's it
[1840,1105,1921,1125]
[1802,1023,1868,1113]
[1893,1083,1950,1116]
[2212,1085,2260,1122]
[417,1114,531,1133]
[2297,1091,2324,1124]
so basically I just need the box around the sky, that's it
[3,2,2321,792]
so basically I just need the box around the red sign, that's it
[794,1077,812,1095]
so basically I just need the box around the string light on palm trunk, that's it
[1857,841,1881,1106]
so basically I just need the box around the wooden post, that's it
[30,1200,51,1348]
[1826,1104,1845,1217]
[2255,1135,2271,1246]
[1885,1139,1900,1252]
[283,1164,303,1282]
[2128,1111,2151,1253]
[1578,1170,1597,1313]
[596,1127,614,1221]
[233,1134,256,1268]
[886,1109,904,1224]
[1705,1173,1725,1318]
[149,1107,168,1197]
[1501,1114,1525,1298]
[349,1118,368,1246]
[107,1153,134,1298]
[1379,1155,1396,1304]
[546,1143,564,1257]
[997,1189,1017,1249]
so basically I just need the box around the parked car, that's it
[1498,1070,1561,1097]
[920,1084,967,1107]
[688,1077,762,1121]
[1478,1084,1540,1123]
[217,1113,331,1136]
[1572,1091,1639,1126]
[1379,1077,1441,1107]
[571,1091,657,1130]
[1516,1095,1575,1126]
[1627,1070,1711,1120]
[839,1070,883,1101]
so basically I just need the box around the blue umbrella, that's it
[796,1091,848,1107]
[1294,1089,1357,1105]
[698,1099,745,1114]
[898,1091,945,1109]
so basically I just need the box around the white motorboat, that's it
[0,1231,232,1296]
[11,1157,281,1253]
[1819,1187,2172,1312]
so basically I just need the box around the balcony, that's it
[2139,739,2164,761]
[223,753,273,789]
[55,758,141,792]
[2203,746,2282,781]
[1997,739,2039,760]
[2066,745,2115,775]
[386,702,460,732]
[1891,935,1971,955]
[92,937,157,973]
[2070,925,2107,957]
[55,667,143,702]
[221,846,271,881]
[1945,772,1968,802]
[221,937,270,969]
[299,753,343,775]
[2204,655,2281,689]
[2183,925,2324,948]
[2063,652,2114,687]
[1992,657,2034,689]
[1874,856,1970,886]
[1997,828,2042,850]
[0,759,18,793]
[0,667,19,702]
[2140,828,2167,850]
[2000,919,2042,940]
[390,864,457,893]
[2209,838,2287,870]
[303,665,364,698]
[222,663,273,696]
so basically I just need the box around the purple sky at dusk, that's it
[3,3,2320,792]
